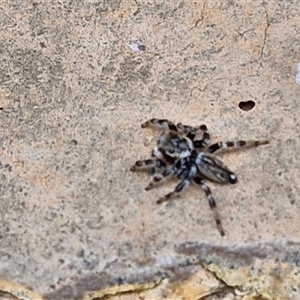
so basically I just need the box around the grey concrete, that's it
[0,1,299,299]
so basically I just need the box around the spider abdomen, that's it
[195,152,237,184]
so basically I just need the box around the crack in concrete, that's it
[189,2,206,31]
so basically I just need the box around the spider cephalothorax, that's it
[130,118,269,236]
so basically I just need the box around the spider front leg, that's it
[130,158,166,172]
[156,165,197,204]
[193,176,225,236]
[208,140,269,153]
[141,118,178,132]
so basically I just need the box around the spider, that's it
[130,118,269,236]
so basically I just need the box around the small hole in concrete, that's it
[70,139,78,145]
[238,100,255,111]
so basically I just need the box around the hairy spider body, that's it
[131,118,269,236]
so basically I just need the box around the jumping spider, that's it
[130,118,269,236]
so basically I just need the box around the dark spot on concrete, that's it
[138,44,146,51]
[70,139,78,145]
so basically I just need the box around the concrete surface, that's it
[0,1,299,299]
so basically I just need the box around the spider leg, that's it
[208,140,269,153]
[156,165,197,204]
[177,123,210,147]
[177,123,208,135]
[141,118,178,131]
[193,176,225,236]
[130,158,166,172]
[177,122,207,136]
[193,132,210,148]
[145,164,178,191]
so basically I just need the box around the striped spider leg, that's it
[156,164,197,204]
[142,118,207,136]
[144,163,181,191]
[208,140,269,153]
[192,151,238,236]
[144,157,190,191]
[141,118,178,132]
[130,157,166,172]
[193,176,225,236]
[177,122,210,148]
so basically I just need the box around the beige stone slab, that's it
[0,1,299,299]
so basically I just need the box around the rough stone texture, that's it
[0,1,299,299]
